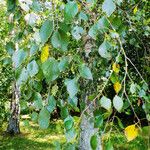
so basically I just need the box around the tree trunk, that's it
[79,95,102,150]
[79,35,102,150]
[7,82,20,134]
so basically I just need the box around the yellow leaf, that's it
[78,4,81,11]
[114,82,121,93]
[112,63,120,74]
[41,44,49,63]
[133,6,138,14]
[125,124,138,141]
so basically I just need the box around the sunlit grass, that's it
[0,116,149,150]
[0,119,65,150]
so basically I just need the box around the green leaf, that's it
[94,115,103,128]
[100,96,111,111]
[7,0,16,12]
[88,24,98,39]
[60,107,69,120]
[89,17,109,39]
[102,0,116,17]
[54,141,61,150]
[116,116,124,129]
[90,134,98,150]
[97,16,109,30]
[27,60,39,77]
[47,95,56,113]
[98,40,111,59]
[68,96,78,107]
[30,43,39,56]
[58,56,69,72]
[110,72,118,83]
[23,120,30,127]
[64,116,74,131]
[40,20,53,44]
[6,42,15,56]
[42,58,60,83]
[32,0,42,12]
[34,92,43,110]
[139,89,146,98]
[71,26,84,40]
[20,101,27,110]
[59,22,71,32]
[65,78,78,99]
[130,83,137,94]
[38,107,50,129]
[105,140,114,150]
[78,12,88,21]
[31,112,38,122]
[63,143,75,150]
[51,30,69,51]
[64,1,78,23]
[65,128,76,142]
[79,64,93,80]
[17,67,29,86]
[113,95,123,112]
[12,50,27,68]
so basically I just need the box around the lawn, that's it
[0,116,149,150]
[0,119,65,150]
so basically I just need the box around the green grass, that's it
[0,117,149,150]
[0,119,65,150]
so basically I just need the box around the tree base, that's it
[7,118,20,135]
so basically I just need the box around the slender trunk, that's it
[79,36,102,150]
[7,82,20,134]
[79,95,102,150]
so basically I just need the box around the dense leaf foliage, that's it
[1,0,149,149]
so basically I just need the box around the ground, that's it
[0,116,149,150]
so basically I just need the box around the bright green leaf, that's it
[94,115,103,128]
[64,116,74,131]
[61,107,69,120]
[38,107,50,129]
[40,20,53,44]
[65,78,78,99]
[64,1,78,23]
[31,112,38,122]
[88,24,98,39]
[34,92,43,110]
[90,134,98,150]
[47,95,56,113]
[51,30,69,51]
[79,64,93,80]
[105,140,114,150]
[7,0,16,12]
[65,128,76,142]
[6,42,15,56]
[30,43,39,56]
[68,96,78,107]
[58,56,69,72]
[42,58,60,83]
[27,60,39,77]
